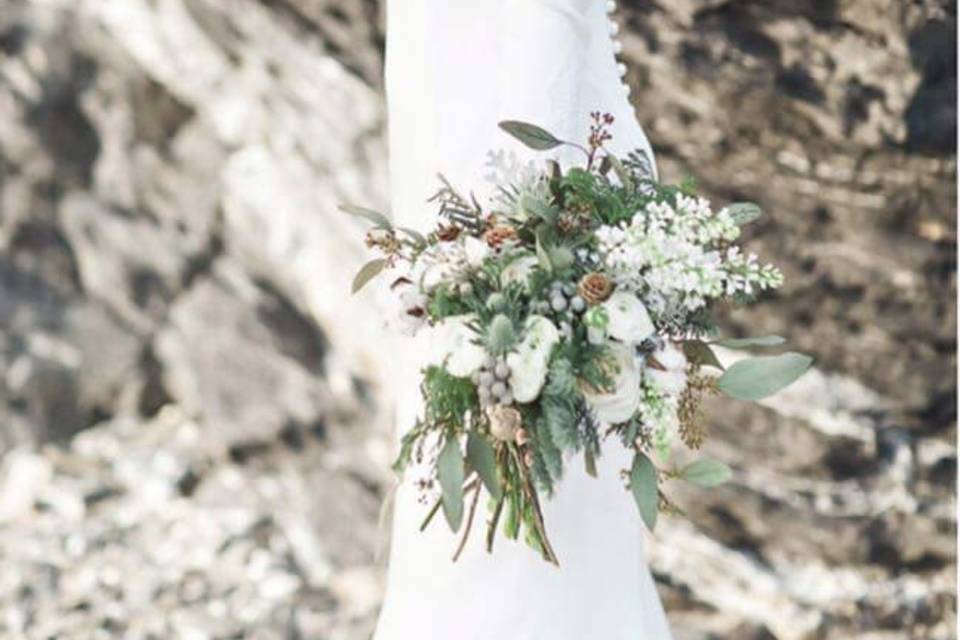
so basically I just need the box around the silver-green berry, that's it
[562,283,577,297]
[494,362,511,379]
[551,296,568,312]
[570,296,586,312]
[490,381,508,398]
[479,371,494,387]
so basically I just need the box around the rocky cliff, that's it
[0,0,954,638]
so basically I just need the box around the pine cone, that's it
[557,213,580,235]
[484,224,518,249]
[577,272,614,305]
[436,223,461,242]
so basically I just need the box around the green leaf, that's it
[498,120,563,151]
[630,453,659,531]
[339,203,392,229]
[717,352,813,401]
[683,340,724,370]
[503,491,520,540]
[397,227,426,246]
[535,233,552,272]
[351,258,387,294]
[727,202,762,225]
[681,459,732,487]
[584,448,597,478]
[711,335,786,349]
[437,436,465,531]
[466,435,501,500]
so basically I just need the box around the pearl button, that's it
[612,39,623,54]
[608,20,620,36]
[617,63,628,77]
[606,0,617,13]
[622,83,631,96]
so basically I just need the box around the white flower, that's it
[463,236,490,268]
[646,342,688,396]
[581,343,641,424]
[390,279,427,336]
[432,314,487,377]
[602,291,655,345]
[506,315,560,403]
[500,255,539,290]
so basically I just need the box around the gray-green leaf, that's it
[711,335,786,349]
[466,435,501,500]
[681,458,732,487]
[498,120,563,151]
[397,227,427,246]
[339,203,393,229]
[351,258,387,294]
[437,437,465,531]
[683,340,725,370]
[717,352,813,401]
[630,453,659,531]
[727,202,762,225]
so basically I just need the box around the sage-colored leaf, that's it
[466,434,501,500]
[437,437,465,531]
[397,227,426,246]
[727,202,762,225]
[630,453,659,531]
[717,352,813,401]
[535,233,552,272]
[681,458,732,487]
[498,120,563,151]
[711,335,786,349]
[683,340,724,370]
[503,491,520,540]
[608,155,633,189]
[351,258,387,294]
[584,448,597,478]
[339,203,392,229]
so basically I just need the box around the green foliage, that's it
[681,458,732,487]
[717,353,813,401]
[466,434,501,499]
[426,284,470,322]
[498,120,564,150]
[437,436,465,531]
[630,453,659,531]
[486,314,518,355]
[422,366,477,429]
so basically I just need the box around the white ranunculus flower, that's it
[463,236,490,268]
[432,314,487,377]
[500,255,539,290]
[581,343,641,424]
[602,291,655,345]
[506,315,560,403]
[646,342,688,396]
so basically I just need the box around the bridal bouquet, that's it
[346,113,811,564]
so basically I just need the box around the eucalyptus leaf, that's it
[683,340,724,370]
[351,258,387,294]
[437,437,465,531]
[717,352,813,401]
[339,203,393,229]
[498,120,563,151]
[397,227,427,246]
[535,234,552,272]
[466,434,501,499]
[727,202,762,225]
[681,458,732,487]
[630,453,659,531]
[712,335,786,348]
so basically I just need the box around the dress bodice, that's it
[385,0,656,229]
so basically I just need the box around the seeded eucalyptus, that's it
[345,115,812,562]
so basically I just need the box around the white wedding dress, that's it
[375,1,673,638]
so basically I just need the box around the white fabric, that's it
[376,1,672,638]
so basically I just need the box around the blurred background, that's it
[0,0,955,638]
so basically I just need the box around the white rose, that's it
[581,343,641,424]
[500,255,539,290]
[432,314,487,377]
[506,315,560,403]
[602,291,655,345]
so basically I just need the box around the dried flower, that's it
[436,224,461,242]
[365,228,400,254]
[578,272,614,305]
[484,225,518,249]
[487,405,522,442]
[515,428,530,446]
